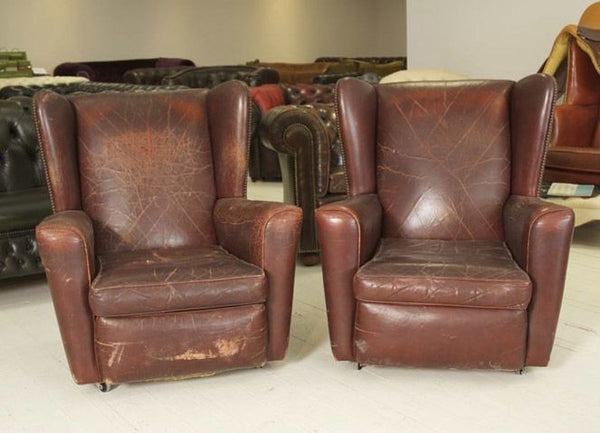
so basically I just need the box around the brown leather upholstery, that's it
[545,38,600,184]
[249,83,337,184]
[33,82,302,387]
[255,84,345,264]
[316,76,574,370]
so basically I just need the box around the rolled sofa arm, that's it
[503,195,575,366]
[36,210,101,384]
[260,104,336,259]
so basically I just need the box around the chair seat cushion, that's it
[354,238,531,310]
[90,246,267,317]
[546,146,600,174]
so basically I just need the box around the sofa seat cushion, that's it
[354,238,531,309]
[90,246,267,317]
[0,187,52,232]
[546,146,600,174]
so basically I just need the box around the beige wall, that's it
[407,0,592,80]
[1,0,407,73]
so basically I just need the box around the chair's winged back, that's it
[34,83,250,254]
[375,81,513,241]
[336,76,555,242]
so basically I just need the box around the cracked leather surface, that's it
[319,76,569,369]
[354,302,527,369]
[355,238,531,309]
[34,82,301,384]
[376,81,513,241]
[96,305,267,384]
[72,90,218,254]
[90,245,267,317]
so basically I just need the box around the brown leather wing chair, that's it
[544,38,600,185]
[315,76,574,370]
[33,81,302,389]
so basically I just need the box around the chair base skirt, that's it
[354,302,527,370]
[95,304,267,385]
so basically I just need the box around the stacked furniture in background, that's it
[161,65,279,88]
[249,56,406,85]
[34,82,302,389]
[0,81,187,281]
[314,56,407,80]
[316,76,574,370]
[53,57,195,82]
[121,66,193,85]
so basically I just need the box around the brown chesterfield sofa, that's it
[33,82,302,389]
[251,84,348,266]
[316,76,574,370]
[250,83,338,184]
[256,84,344,265]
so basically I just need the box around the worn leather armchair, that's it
[34,81,302,388]
[544,38,600,185]
[316,76,574,370]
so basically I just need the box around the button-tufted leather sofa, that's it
[250,83,337,185]
[53,58,195,83]
[315,76,574,370]
[162,65,280,88]
[122,66,195,85]
[0,97,51,280]
[257,86,343,266]
[34,82,302,388]
[0,82,189,282]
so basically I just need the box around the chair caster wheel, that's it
[357,363,364,371]
[96,382,112,392]
[515,368,525,375]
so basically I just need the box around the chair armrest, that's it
[503,195,575,366]
[213,198,302,360]
[35,210,101,384]
[315,194,382,360]
[260,104,335,255]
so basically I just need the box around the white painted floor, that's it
[1,180,599,433]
